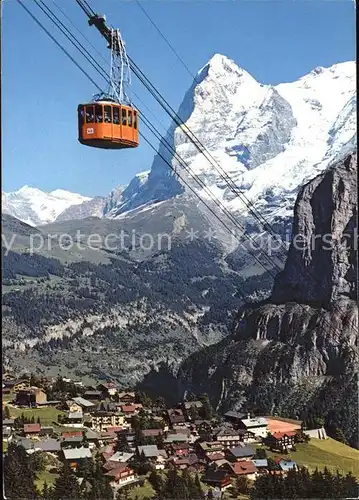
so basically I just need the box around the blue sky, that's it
[2,0,355,197]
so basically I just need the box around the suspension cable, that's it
[16,0,347,335]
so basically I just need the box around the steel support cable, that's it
[127,56,352,323]
[20,0,281,283]
[50,0,169,135]
[28,0,284,278]
[20,0,345,335]
[128,57,289,247]
[58,1,357,337]
[17,0,102,92]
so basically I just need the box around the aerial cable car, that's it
[78,19,139,149]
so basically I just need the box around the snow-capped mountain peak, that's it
[104,57,356,224]
[2,186,91,226]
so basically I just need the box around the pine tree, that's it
[115,433,132,453]
[52,462,83,500]
[148,470,164,493]
[4,405,11,419]
[4,443,38,500]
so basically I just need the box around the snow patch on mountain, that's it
[2,186,91,226]
[107,55,356,226]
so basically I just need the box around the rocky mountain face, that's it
[178,152,358,447]
[2,194,272,390]
[2,56,357,422]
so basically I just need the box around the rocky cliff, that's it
[178,152,358,447]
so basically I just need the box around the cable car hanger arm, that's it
[75,0,112,46]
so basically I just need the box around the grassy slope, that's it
[268,438,359,478]
[8,406,65,426]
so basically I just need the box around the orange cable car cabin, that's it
[78,101,139,149]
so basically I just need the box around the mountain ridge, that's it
[3,57,356,230]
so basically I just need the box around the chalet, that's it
[83,390,102,401]
[3,379,28,393]
[108,451,134,463]
[36,439,61,454]
[104,463,137,487]
[84,428,100,449]
[265,431,297,452]
[120,405,138,417]
[225,445,255,462]
[202,468,232,491]
[137,445,167,470]
[198,441,223,457]
[141,428,163,438]
[164,433,189,444]
[91,410,126,431]
[252,459,269,473]
[213,426,242,449]
[170,442,190,457]
[2,388,11,397]
[239,416,268,439]
[23,423,41,438]
[97,382,118,397]
[63,447,92,470]
[167,408,186,426]
[66,400,83,413]
[172,453,206,471]
[206,452,226,465]
[39,426,54,437]
[223,460,258,480]
[71,397,96,412]
[118,392,135,404]
[224,410,246,427]
[63,411,84,428]
[3,426,13,444]
[61,436,84,448]
[15,388,47,407]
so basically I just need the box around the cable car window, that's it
[95,105,103,123]
[122,108,127,126]
[128,110,133,127]
[104,106,112,123]
[85,106,94,123]
[133,111,138,130]
[79,107,85,126]
[113,107,120,125]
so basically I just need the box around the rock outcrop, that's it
[178,152,358,447]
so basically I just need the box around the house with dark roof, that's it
[225,445,255,461]
[167,408,186,426]
[224,410,246,426]
[202,468,232,491]
[97,382,118,397]
[213,426,243,449]
[104,463,137,487]
[16,388,47,407]
[83,390,102,401]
